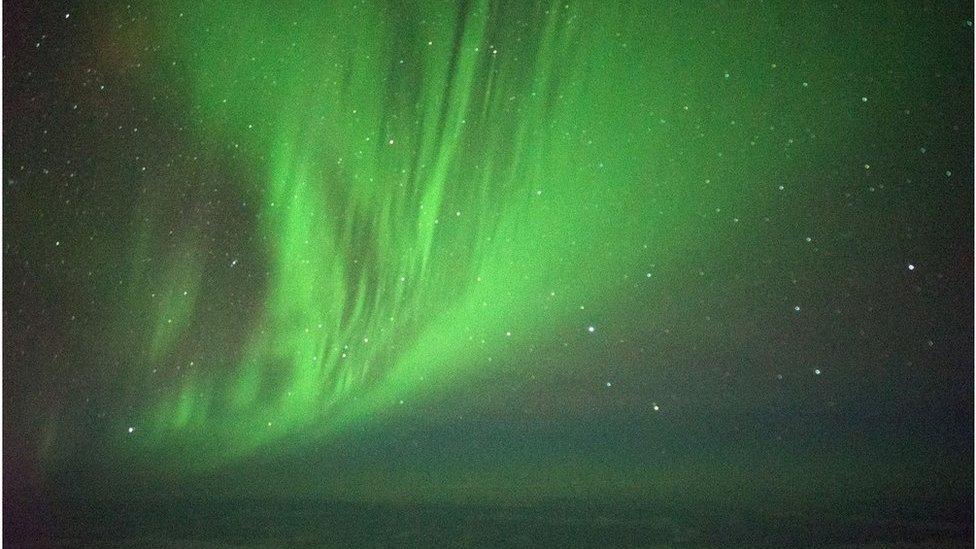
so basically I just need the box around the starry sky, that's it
[3,0,974,544]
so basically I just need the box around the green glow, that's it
[5,0,971,542]
[113,0,795,467]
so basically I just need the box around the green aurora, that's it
[4,0,972,536]
[114,0,771,467]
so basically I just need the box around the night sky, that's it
[4,0,974,546]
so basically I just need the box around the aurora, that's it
[112,0,716,467]
[5,0,972,545]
